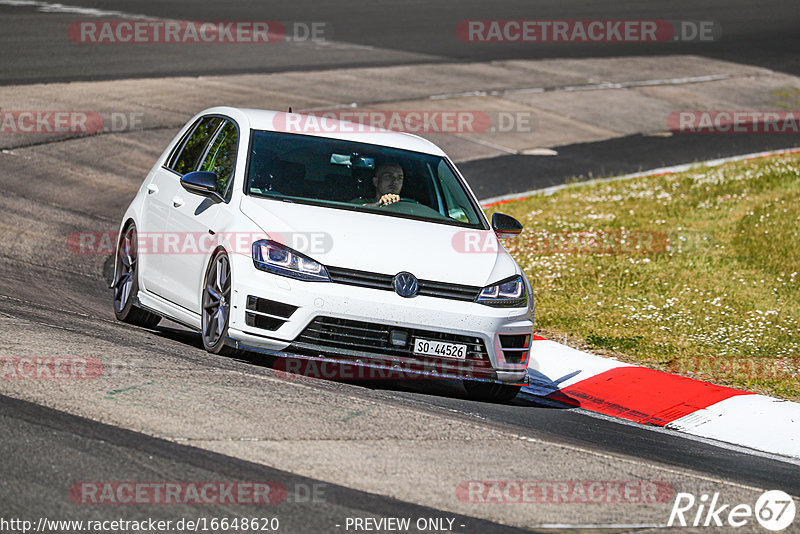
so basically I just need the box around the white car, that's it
[112,107,533,402]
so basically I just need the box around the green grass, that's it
[487,153,800,400]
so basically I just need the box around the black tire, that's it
[112,224,161,329]
[463,380,522,403]
[201,249,239,356]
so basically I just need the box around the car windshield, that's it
[245,130,487,229]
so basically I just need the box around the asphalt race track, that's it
[0,395,528,533]
[1,1,799,532]
[1,0,799,83]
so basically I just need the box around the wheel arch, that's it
[111,218,138,289]
[201,245,231,291]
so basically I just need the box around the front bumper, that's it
[227,253,532,384]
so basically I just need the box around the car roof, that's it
[202,106,449,157]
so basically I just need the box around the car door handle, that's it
[147,183,158,194]
[172,196,184,207]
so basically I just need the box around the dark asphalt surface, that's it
[0,393,531,534]
[1,0,799,84]
[201,344,800,497]
[462,132,800,200]
[3,0,799,200]
[379,383,800,496]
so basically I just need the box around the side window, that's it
[437,160,477,224]
[169,116,223,175]
[200,120,238,198]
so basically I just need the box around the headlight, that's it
[252,239,330,282]
[476,275,527,307]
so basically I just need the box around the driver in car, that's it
[353,162,404,207]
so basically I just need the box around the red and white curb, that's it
[522,336,800,460]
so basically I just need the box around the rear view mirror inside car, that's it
[330,153,375,168]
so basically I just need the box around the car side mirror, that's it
[491,212,523,239]
[180,171,223,201]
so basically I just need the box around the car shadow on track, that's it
[133,322,576,412]
[158,324,571,409]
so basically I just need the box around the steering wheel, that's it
[379,197,420,207]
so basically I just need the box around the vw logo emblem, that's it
[393,271,419,298]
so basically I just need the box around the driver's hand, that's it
[379,194,400,205]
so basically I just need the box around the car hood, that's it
[239,196,517,286]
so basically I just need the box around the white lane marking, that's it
[0,0,156,19]
[430,72,761,100]
[481,146,800,205]
[668,394,800,459]
[559,73,752,92]
[0,0,406,52]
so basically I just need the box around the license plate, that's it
[413,338,467,359]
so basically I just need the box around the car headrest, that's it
[282,161,306,181]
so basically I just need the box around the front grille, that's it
[289,316,493,377]
[327,266,481,302]
[328,267,393,290]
